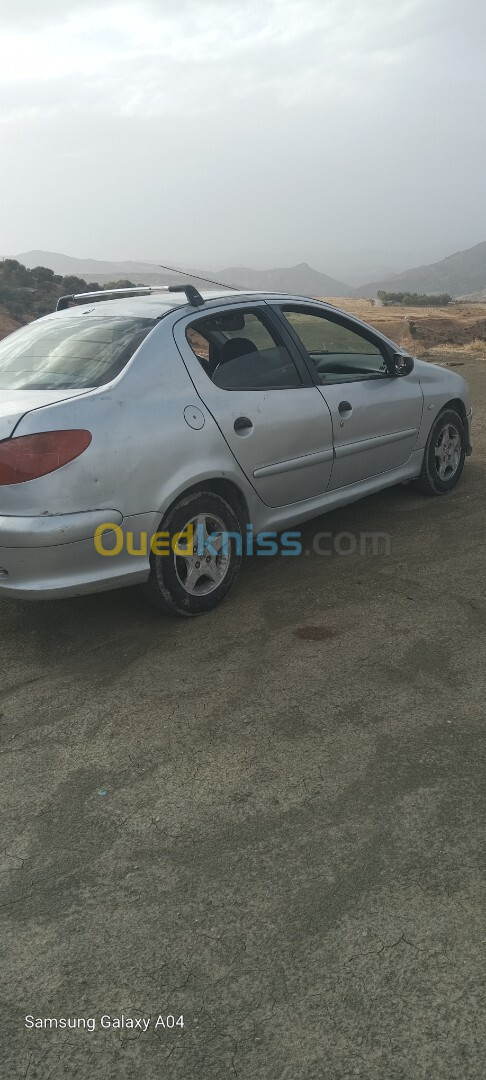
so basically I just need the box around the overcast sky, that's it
[0,0,485,279]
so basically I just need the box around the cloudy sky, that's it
[0,0,485,279]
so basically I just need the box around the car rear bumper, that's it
[0,510,154,599]
[0,509,123,547]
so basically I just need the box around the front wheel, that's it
[141,490,242,616]
[413,408,466,495]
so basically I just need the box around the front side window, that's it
[280,307,388,384]
[0,316,154,390]
[185,308,302,390]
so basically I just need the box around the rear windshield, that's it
[0,316,155,390]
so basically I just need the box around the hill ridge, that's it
[14,241,486,299]
[15,251,352,297]
[360,240,486,298]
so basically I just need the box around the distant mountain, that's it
[16,250,164,278]
[15,252,237,291]
[361,241,486,298]
[459,291,486,301]
[16,245,486,300]
[16,252,352,297]
[213,262,351,296]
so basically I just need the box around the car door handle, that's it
[338,400,353,417]
[234,416,253,434]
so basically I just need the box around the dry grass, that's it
[319,298,486,353]
[426,339,486,357]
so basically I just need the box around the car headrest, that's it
[220,337,258,364]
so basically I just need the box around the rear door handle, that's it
[234,416,253,434]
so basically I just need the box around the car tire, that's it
[141,490,242,616]
[413,408,466,495]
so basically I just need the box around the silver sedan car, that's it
[0,284,472,615]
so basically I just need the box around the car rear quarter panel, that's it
[1,322,253,522]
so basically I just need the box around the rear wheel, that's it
[413,408,466,495]
[141,490,242,616]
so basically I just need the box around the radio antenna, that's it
[157,262,244,291]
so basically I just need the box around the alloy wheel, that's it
[174,513,230,596]
[434,422,462,481]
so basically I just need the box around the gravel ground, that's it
[1,353,485,1079]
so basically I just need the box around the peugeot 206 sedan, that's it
[0,284,472,615]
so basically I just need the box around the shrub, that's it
[377,290,451,307]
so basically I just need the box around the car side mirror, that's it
[392,353,414,376]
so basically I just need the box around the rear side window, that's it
[185,309,302,390]
[0,316,154,390]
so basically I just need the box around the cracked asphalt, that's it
[1,353,485,1079]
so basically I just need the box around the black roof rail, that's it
[56,284,205,311]
[167,284,205,306]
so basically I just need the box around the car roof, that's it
[42,289,251,321]
[41,289,348,322]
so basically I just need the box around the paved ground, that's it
[1,353,485,1079]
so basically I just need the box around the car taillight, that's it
[0,430,92,485]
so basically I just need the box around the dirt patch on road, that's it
[293,625,338,641]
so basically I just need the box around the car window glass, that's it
[185,309,302,390]
[186,327,209,362]
[0,316,154,390]
[281,308,388,384]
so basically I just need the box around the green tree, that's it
[31,266,56,282]
[62,275,90,293]
[103,279,137,289]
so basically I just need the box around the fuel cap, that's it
[183,406,205,430]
